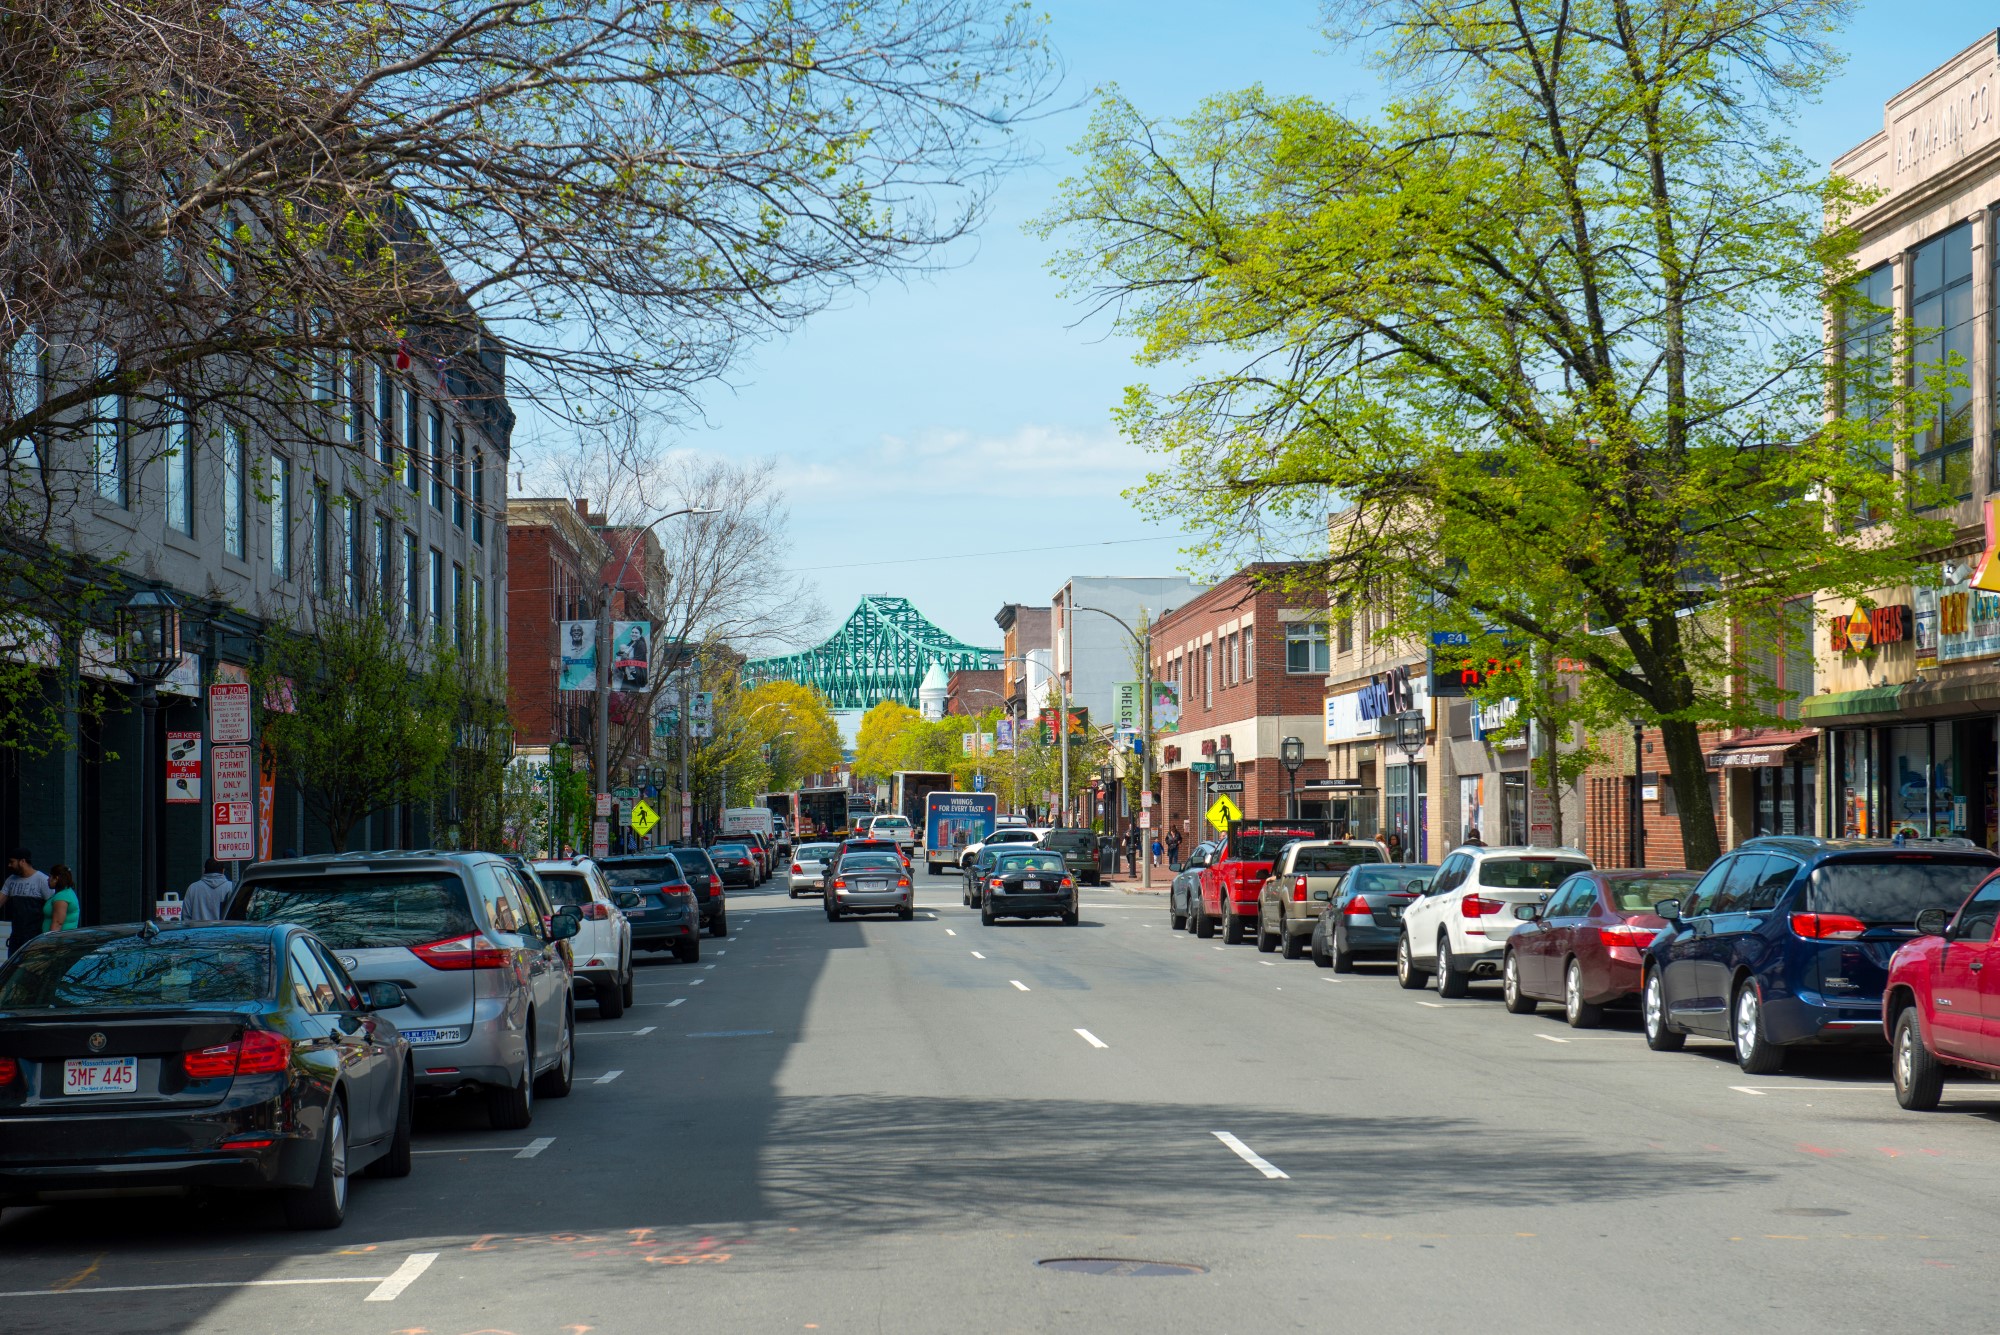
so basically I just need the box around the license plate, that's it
[625,909,647,917]
[401,1028,466,1045]
[1026,880,1043,891]
[63,1057,136,1096]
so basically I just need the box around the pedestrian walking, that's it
[1166,827,1183,867]
[182,858,235,921]
[1384,831,1405,863]
[1121,825,1138,876]
[1464,826,1486,847]
[41,864,80,933]
[2,847,52,958]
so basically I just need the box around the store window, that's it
[1910,224,1973,503]
[1888,723,1951,838]
[1841,262,1894,517]
[1501,772,1529,845]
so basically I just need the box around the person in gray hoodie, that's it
[182,858,235,921]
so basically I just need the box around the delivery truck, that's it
[798,786,849,839]
[924,791,999,877]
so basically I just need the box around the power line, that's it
[787,533,1181,573]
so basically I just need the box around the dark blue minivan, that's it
[1641,837,1999,1073]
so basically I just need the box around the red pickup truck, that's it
[1884,870,2000,1110]
[1193,819,1329,943]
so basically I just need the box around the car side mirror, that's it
[613,890,642,911]
[1406,880,1426,895]
[1654,898,1683,922]
[1915,907,1950,937]
[550,907,582,941]
[1513,903,1541,921]
[362,981,408,1012]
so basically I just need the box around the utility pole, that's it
[1059,596,1072,825]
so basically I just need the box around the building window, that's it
[1245,627,1254,679]
[221,423,245,558]
[451,426,466,528]
[1841,262,1895,516]
[312,479,330,597]
[1337,615,1354,654]
[5,328,42,467]
[375,364,394,469]
[270,455,292,579]
[338,349,358,444]
[163,398,192,535]
[92,347,125,505]
[471,447,485,544]
[427,410,444,510]
[402,531,419,628]
[472,576,485,648]
[373,515,392,616]
[312,312,336,403]
[1285,622,1329,674]
[429,548,444,637]
[402,389,420,493]
[1202,642,1213,709]
[341,495,359,607]
[452,562,466,648]
[1910,224,1973,504]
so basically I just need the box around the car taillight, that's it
[180,1042,236,1081]
[0,1056,17,1084]
[833,878,847,889]
[184,1029,291,1079]
[710,875,722,890]
[411,933,511,970]
[990,878,1003,890]
[1344,896,1372,916]
[1292,875,1309,902]
[1061,877,1074,888]
[791,864,803,874]
[1462,895,1502,917]
[1791,913,1868,940]
[896,877,911,887]
[1598,925,1659,948]
[581,902,610,921]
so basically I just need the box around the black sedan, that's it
[980,851,1079,926]
[0,922,412,1229]
[708,842,762,890]
[598,854,703,962]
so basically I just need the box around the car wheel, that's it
[1732,981,1785,1074]
[621,967,635,1007]
[899,906,914,921]
[1643,969,1684,1051]
[536,1007,575,1099]
[1331,920,1356,974]
[1434,933,1468,999]
[1281,915,1305,960]
[366,1067,414,1179]
[1396,933,1427,990]
[485,1035,535,1130]
[981,900,996,927]
[711,913,728,939]
[1502,950,1536,1014]
[1310,923,1331,968]
[597,974,626,1019]
[1256,908,1279,953]
[1195,901,1216,939]
[1223,912,1245,945]
[283,1096,348,1230]
[677,937,700,963]
[1171,899,1188,931]
[1893,1008,1944,1111]
[1564,960,1604,1029]
[1062,910,1079,926]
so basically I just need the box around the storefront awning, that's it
[1706,729,1817,769]
[1799,684,1905,721]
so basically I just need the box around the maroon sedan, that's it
[1502,869,1698,1027]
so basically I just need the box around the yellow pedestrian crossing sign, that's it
[1206,793,1242,834]
[629,800,659,836]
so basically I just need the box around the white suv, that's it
[958,826,1050,868]
[533,858,635,1019]
[1398,846,1592,997]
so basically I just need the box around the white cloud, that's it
[784,423,1151,504]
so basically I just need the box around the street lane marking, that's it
[714,950,725,955]
[579,1027,655,1034]
[364,1252,438,1302]
[971,951,986,959]
[594,1070,623,1084]
[1261,961,1278,967]
[946,929,957,936]
[1011,980,1030,991]
[1732,1085,1887,1095]
[667,997,685,1007]
[1538,1034,1643,1043]
[515,1137,556,1159]
[703,964,716,970]
[1416,1001,1446,1008]
[414,1144,543,1155]
[1074,1028,1108,1049]
[1,1277,392,1299]
[689,1029,774,1038]
[1213,1132,1288,1180]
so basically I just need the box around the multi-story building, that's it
[993,603,1050,715]
[1051,575,1205,728]
[504,498,612,751]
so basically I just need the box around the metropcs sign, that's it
[1830,604,1911,655]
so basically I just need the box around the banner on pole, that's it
[612,621,649,692]
[558,621,597,691]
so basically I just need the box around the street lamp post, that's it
[1072,604,1157,888]
[116,589,184,913]
[1280,735,1305,820]
[1393,712,1426,862]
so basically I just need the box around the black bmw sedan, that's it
[0,922,413,1229]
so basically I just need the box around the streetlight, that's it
[1072,603,1158,887]
[1280,735,1305,819]
[1393,712,1426,862]
[997,653,1071,826]
[116,588,184,911]
[1215,747,1236,782]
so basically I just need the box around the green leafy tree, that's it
[1039,0,1950,868]
[853,701,925,782]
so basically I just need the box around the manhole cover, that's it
[1771,1207,1849,1218]
[1036,1258,1206,1277]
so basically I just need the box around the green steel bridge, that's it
[741,596,1000,710]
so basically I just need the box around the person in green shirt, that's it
[42,864,80,933]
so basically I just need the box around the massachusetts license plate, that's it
[401,1028,466,1045]
[63,1057,136,1095]
[1026,880,1044,891]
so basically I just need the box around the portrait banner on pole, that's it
[558,621,597,691]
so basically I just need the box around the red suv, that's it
[1193,820,1327,943]
[1884,868,2000,1109]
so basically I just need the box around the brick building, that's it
[994,604,1050,714]
[1151,563,1329,847]
[504,497,611,749]
[945,668,1006,717]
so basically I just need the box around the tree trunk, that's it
[1540,713,1564,850]
[1657,719,1719,870]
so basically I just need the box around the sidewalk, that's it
[1097,867,1169,895]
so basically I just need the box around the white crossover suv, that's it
[1398,845,1593,997]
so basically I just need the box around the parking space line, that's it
[1011,980,1030,991]
[364,1252,438,1302]
[594,1070,623,1084]
[1731,1085,1887,1095]
[0,1277,392,1299]
[1213,1131,1288,1180]
[1074,1028,1108,1049]
[515,1137,556,1159]
[414,1144,543,1156]
[1416,1001,1446,1008]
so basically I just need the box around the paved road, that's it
[5,867,1999,1333]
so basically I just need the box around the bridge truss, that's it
[741,596,1000,710]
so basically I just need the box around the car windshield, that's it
[1228,830,1322,862]
[1477,859,1591,890]
[840,854,905,872]
[1347,865,1437,894]
[845,842,898,855]
[873,817,909,830]
[1607,875,1696,913]
[713,844,751,856]
[1294,845,1384,872]
[1809,859,1996,923]
[535,871,594,907]
[238,875,477,949]
[989,831,1035,844]
[599,859,687,888]
[998,853,1066,874]
[0,936,274,1008]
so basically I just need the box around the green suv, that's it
[1039,829,1103,886]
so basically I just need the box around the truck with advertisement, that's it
[925,791,999,877]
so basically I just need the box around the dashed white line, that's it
[703,964,716,970]
[970,951,986,960]
[1010,980,1030,991]
[945,929,957,936]
[1260,961,1277,967]
[364,1252,438,1302]
[1074,1028,1108,1049]
[1416,1001,1446,1008]
[634,1025,656,1036]
[1213,1131,1288,1179]
[513,1137,556,1160]
[1536,1034,1571,1044]
[713,950,725,955]
[666,997,685,1007]
[594,1070,623,1084]
[1731,1086,1768,1096]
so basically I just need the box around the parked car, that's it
[708,841,762,891]
[1195,820,1330,944]
[790,841,838,897]
[958,825,1049,868]
[600,853,706,958]
[1040,828,1104,886]
[1311,863,1438,971]
[1502,870,1696,1026]
[1642,836,1999,1072]
[826,850,915,921]
[1398,845,1594,996]
[665,845,729,936]
[978,850,1078,926]
[532,857,636,1019]
[1169,843,1220,930]
[1883,869,2000,1108]
[0,922,413,1229]
[1256,839,1389,958]
[229,851,579,1128]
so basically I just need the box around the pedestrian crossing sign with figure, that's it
[1206,794,1242,834]
[629,800,659,836]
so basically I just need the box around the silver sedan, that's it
[789,842,838,898]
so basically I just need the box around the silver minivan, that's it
[228,851,580,1129]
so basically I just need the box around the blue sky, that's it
[586,3,1985,651]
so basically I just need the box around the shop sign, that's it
[1930,581,2000,664]
[1830,604,1911,655]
